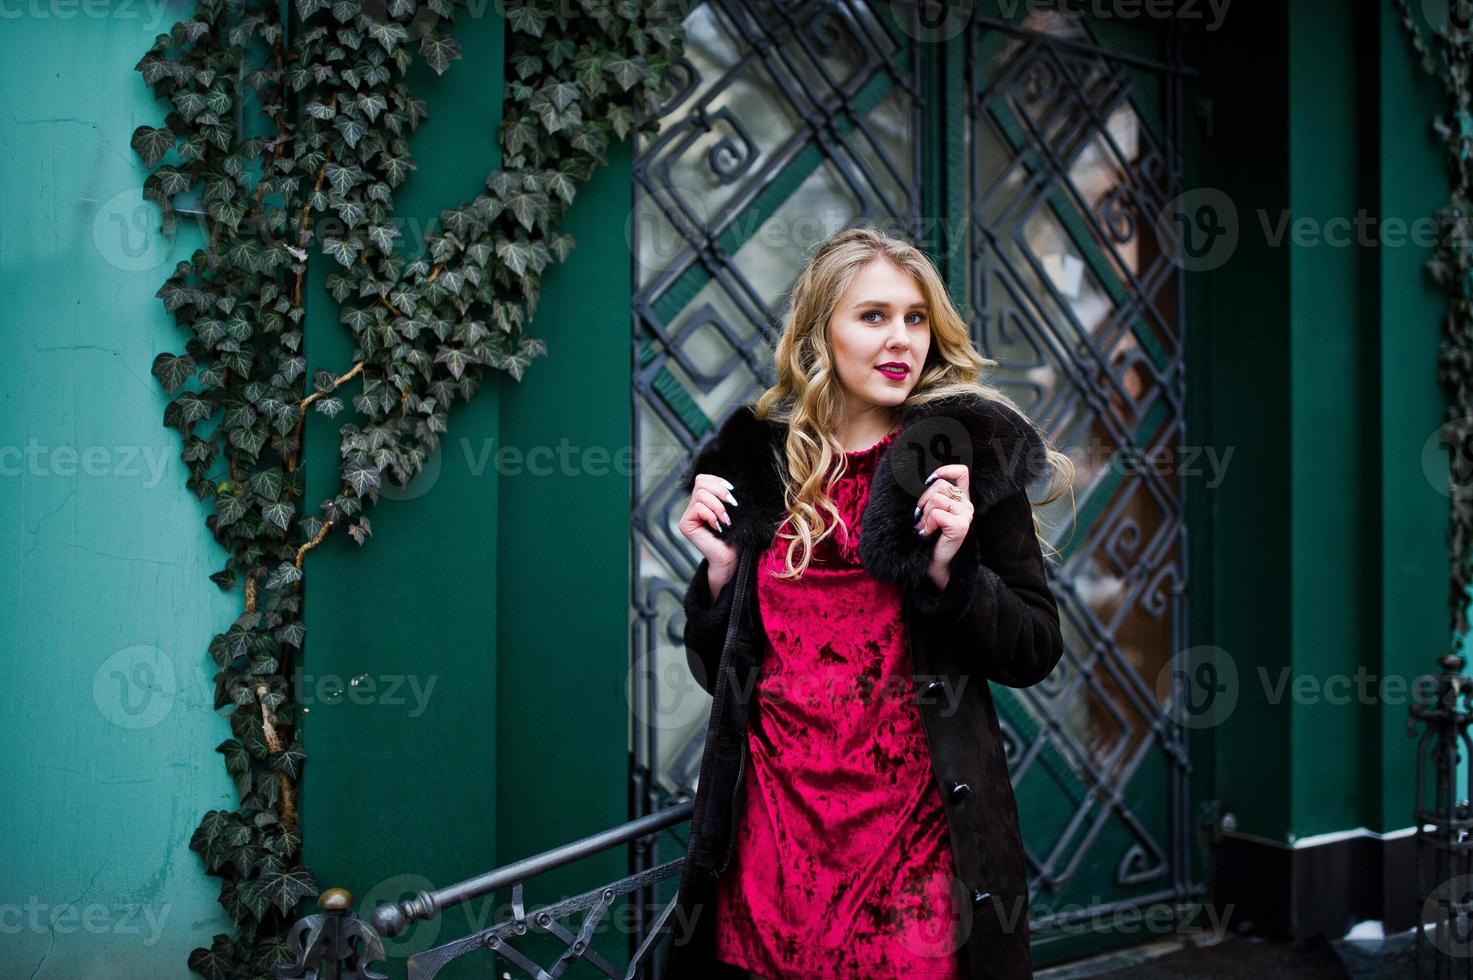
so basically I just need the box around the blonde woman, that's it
[662,225,1072,980]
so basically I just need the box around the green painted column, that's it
[300,10,636,977]
[1197,3,1295,844]
[1372,0,1454,832]
[1286,0,1371,839]
[490,136,634,971]
[299,12,504,979]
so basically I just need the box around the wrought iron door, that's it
[630,0,1201,967]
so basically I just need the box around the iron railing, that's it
[275,800,694,980]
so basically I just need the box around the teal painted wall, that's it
[0,15,237,978]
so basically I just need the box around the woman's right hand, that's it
[678,473,741,589]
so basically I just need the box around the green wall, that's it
[1201,0,1449,846]
[298,9,634,978]
[296,10,506,975]
[0,13,237,977]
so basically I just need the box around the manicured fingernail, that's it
[924,473,938,485]
[722,512,732,525]
[721,479,734,490]
[916,526,927,536]
[726,493,739,506]
[912,506,920,520]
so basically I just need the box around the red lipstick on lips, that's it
[876,362,909,380]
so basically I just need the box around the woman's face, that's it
[825,257,932,415]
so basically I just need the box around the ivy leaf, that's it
[172,90,208,122]
[190,809,234,851]
[271,741,307,780]
[214,493,248,528]
[265,562,303,590]
[545,35,576,68]
[235,878,271,920]
[334,198,367,227]
[605,55,646,91]
[497,238,532,276]
[149,165,193,197]
[333,115,369,148]
[322,237,362,266]
[324,161,361,195]
[367,20,409,52]
[262,500,295,531]
[151,352,195,394]
[188,936,236,980]
[344,461,381,495]
[251,934,297,973]
[381,154,415,185]
[503,115,537,157]
[247,468,285,501]
[357,92,388,122]
[266,825,304,859]
[131,125,174,167]
[217,739,252,798]
[545,169,577,205]
[420,32,461,75]
[506,3,546,36]
[368,224,400,252]
[256,865,321,916]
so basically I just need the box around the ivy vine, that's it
[1393,0,1473,646]
[133,0,688,974]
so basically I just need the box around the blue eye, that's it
[862,310,882,323]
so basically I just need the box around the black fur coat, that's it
[661,391,1064,980]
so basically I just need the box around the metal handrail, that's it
[273,798,695,980]
[372,799,693,937]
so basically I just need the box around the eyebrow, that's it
[851,299,929,311]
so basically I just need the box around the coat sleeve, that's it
[908,488,1063,688]
[683,555,737,697]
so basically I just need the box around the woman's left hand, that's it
[915,463,974,589]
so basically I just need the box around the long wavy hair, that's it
[752,225,1074,579]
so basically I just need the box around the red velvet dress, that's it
[713,428,964,979]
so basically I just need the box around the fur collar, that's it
[678,392,1049,591]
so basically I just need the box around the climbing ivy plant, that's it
[133,0,687,974]
[1394,0,1473,645]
